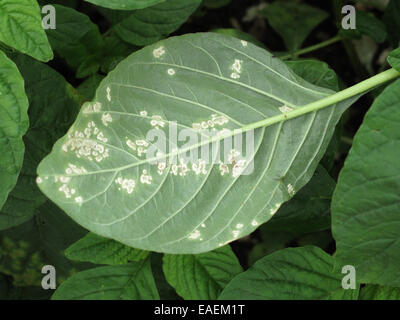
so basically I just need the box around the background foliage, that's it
[0,0,399,300]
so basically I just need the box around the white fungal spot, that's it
[270,203,282,215]
[279,105,294,113]
[66,164,87,175]
[167,68,175,76]
[83,102,102,114]
[101,113,112,126]
[150,115,165,129]
[153,46,165,58]
[63,122,110,162]
[228,149,241,164]
[106,87,111,101]
[140,110,148,117]
[287,184,295,196]
[232,230,240,238]
[140,170,153,185]
[251,220,258,226]
[75,196,83,204]
[115,177,136,194]
[232,159,247,178]
[241,40,248,47]
[192,159,207,175]
[157,162,167,175]
[230,59,243,79]
[201,223,206,228]
[136,140,149,147]
[126,139,136,151]
[188,229,201,240]
[219,162,229,176]
[36,177,43,184]
[236,223,244,229]
[59,184,73,199]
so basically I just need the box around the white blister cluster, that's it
[83,101,102,114]
[126,138,149,157]
[62,121,110,163]
[101,113,113,126]
[115,177,136,194]
[225,149,247,178]
[230,59,243,79]
[192,114,229,131]
[153,46,165,58]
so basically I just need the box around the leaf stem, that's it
[240,68,400,133]
[279,35,342,60]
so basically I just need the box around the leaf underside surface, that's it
[37,33,358,254]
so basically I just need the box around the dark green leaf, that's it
[52,258,159,300]
[65,232,149,265]
[332,79,400,286]
[103,0,202,46]
[0,51,29,212]
[0,53,80,230]
[259,1,329,52]
[219,246,359,300]
[359,284,400,300]
[163,245,242,299]
[0,0,53,61]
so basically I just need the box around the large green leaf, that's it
[163,245,242,299]
[0,53,80,230]
[332,79,400,286]
[102,0,202,46]
[218,246,359,300]
[259,1,329,52]
[0,0,53,62]
[36,32,358,254]
[85,0,165,10]
[52,258,159,300]
[65,232,149,265]
[45,5,104,77]
[0,51,29,212]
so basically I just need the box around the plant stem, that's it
[240,68,400,133]
[279,35,342,60]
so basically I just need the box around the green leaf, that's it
[52,258,160,300]
[0,0,53,61]
[163,245,242,299]
[65,232,149,265]
[339,11,387,44]
[85,0,165,10]
[359,285,400,300]
[219,246,359,300]
[103,0,202,46]
[36,32,358,254]
[0,201,89,286]
[388,47,400,72]
[332,79,400,286]
[261,165,335,235]
[259,1,329,52]
[0,51,29,212]
[384,0,400,47]
[286,60,340,91]
[45,5,104,75]
[0,53,80,230]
